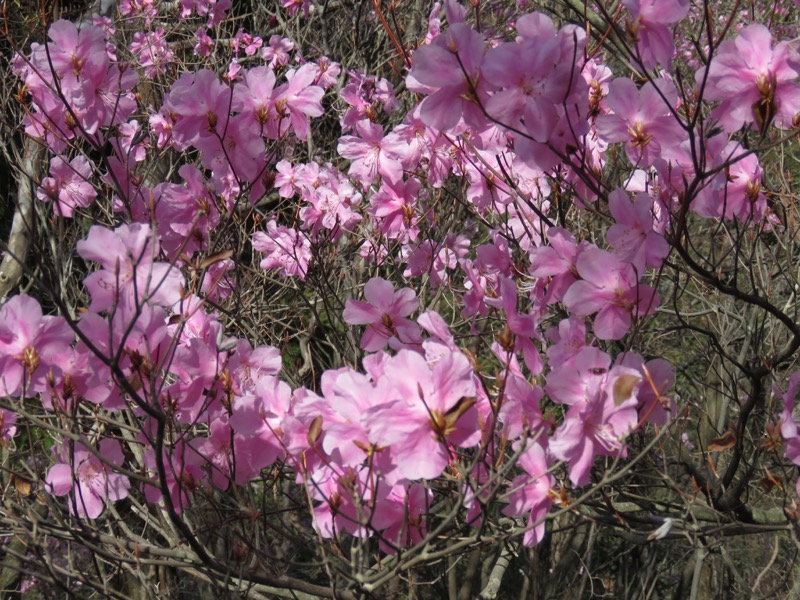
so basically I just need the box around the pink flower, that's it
[376,483,430,552]
[485,276,542,374]
[274,64,325,140]
[299,179,362,239]
[119,0,159,23]
[156,164,220,255]
[194,27,215,57]
[165,69,230,147]
[130,28,174,78]
[369,177,422,242]
[314,56,341,89]
[281,0,311,17]
[77,223,185,312]
[195,113,266,183]
[252,219,312,280]
[337,120,405,188]
[595,77,683,167]
[700,24,800,133]
[180,0,231,25]
[544,317,588,368]
[363,349,478,480]
[232,29,263,57]
[0,408,16,443]
[482,13,577,142]
[779,373,800,466]
[339,70,399,130]
[343,277,421,351]
[529,227,585,305]
[318,368,396,475]
[406,23,489,131]
[606,189,670,271]
[497,374,544,440]
[36,155,97,218]
[0,294,73,397]
[623,0,690,71]
[617,352,676,426]
[46,440,130,519]
[503,442,553,546]
[563,246,660,340]
[19,19,138,145]
[690,137,767,222]
[260,35,294,68]
[548,365,641,486]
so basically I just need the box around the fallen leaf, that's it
[708,430,736,452]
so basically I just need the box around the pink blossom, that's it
[563,246,660,340]
[234,65,279,138]
[0,295,73,397]
[623,0,690,71]
[362,349,478,480]
[116,120,149,162]
[194,27,214,57]
[252,219,312,280]
[77,223,185,312]
[544,317,588,368]
[142,441,206,513]
[528,227,585,305]
[548,365,641,486]
[404,233,469,288]
[485,276,542,374]
[375,483,431,552]
[314,57,341,89]
[165,69,231,147]
[338,120,405,188]
[260,35,294,68]
[119,0,159,23]
[617,353,676,426]
[595,77,683,167]
[503,442,553,546]
[281,0,311,17]
[691,137,767,222]
[779,373,800,466]
[180,0,232,25]
[0,408,16,442]
[273,160,299,197]
[700,24,800,133]
[369,177,422,242]
[343,277,421,351]
[156,164,220,255]
[339,70,399,130]
[233,29,263,57]
[46,440,130,519]
[406,23,489,131]
[195,113,266,183]
[274,64,325,140]
[310,467,375,539]
[36,155,97,218]
[498,374,544,440]
[482,13,577,143]
[299,179,362,239]
[130,29,174,78]
[606,189,670,271]
[20,20,138,144]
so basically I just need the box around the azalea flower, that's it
[343,277,421,351]
[46,440,130,519]
[36,155,97,218]
[699,24,800,133]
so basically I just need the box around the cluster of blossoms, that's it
[5,0,800,556]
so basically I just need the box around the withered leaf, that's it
[708,430,737,452]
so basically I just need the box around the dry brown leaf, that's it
[13,475,32,496]
[708,430,737,452]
